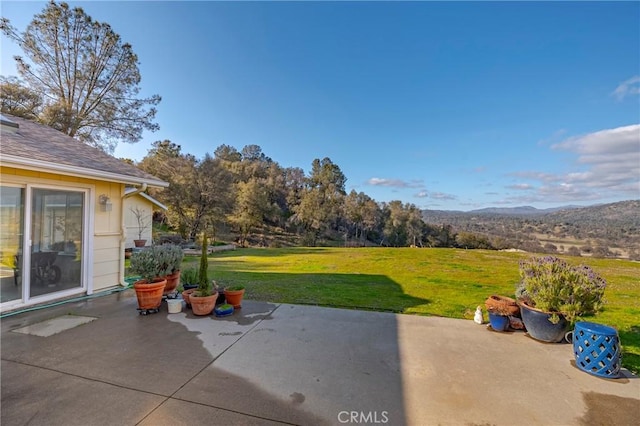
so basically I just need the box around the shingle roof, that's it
[0,114,168,187]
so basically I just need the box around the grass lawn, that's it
[179,247,640,374]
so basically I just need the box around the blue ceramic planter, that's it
[488,312,510,332]
[519,302,568,343]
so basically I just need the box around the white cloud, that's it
[612,76,640,101]
[507,183,534,190]
[430,192,457,201]
[415,190,429,198]
[552,124,640,192]
[509,124,640,203]
[367,177,423,188]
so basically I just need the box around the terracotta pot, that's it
[133,278,166,310]
[224,288,245,308]
[190,292,218,315]
[133,239,147,248]
[485,295,520,316]
[164,270,181,295]
[182,288,197,308]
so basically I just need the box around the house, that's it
[123,188,168,248]
[0,113,168,312]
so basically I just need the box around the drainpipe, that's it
[119,183,148,286]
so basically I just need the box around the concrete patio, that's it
[1,290,638,425]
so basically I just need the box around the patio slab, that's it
[1,290,638,425]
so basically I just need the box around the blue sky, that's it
[2,1,639,211]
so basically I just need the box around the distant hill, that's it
[469,205,583,216]
[422,200,640,259]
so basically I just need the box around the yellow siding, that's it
[123,196,155,248]
[1,166,125,294]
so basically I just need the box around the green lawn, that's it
[180,247,640,374]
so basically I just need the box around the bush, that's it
[155,244,184,274]
[129,249,161,283]
[517,256,606,324]
[181,268,198,285]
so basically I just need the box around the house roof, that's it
[124,187,168,210]
[0,114,168,188]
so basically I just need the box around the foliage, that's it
[136,138,637,256]
[195,232,211,296]
[517,256,606,325]
[0,1,161,153]
[217,303,234,310]
[180,268,198,285]
[129,248,163,283]
[225,285,245,292]
[138,143,234,240]
[291,157,347,245]
[155,244,183,274]
[0,76,41,119]
[228,180,269,247]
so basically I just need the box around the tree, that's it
[292,158,347,245]
[138,145,234,240]
[0,76,42,119]
[228,180,269,247]
[344,190,381,245]
[1,1,160,153]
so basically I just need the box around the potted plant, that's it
[212,280,226,305]
[129,248,167,314]
[214,303,234,317]
[156,244,183,296]
[189,232,218,315]
[485,295,519,332]
[516,256,606,342]
[180,268,199,308]
[130,206,150,247]
[224,284,245,309]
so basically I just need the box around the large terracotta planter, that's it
[164,270,181,295]
[224,288,245,308]
[518,300,568,343]
[190,292,218,315]
[134,278,166,310]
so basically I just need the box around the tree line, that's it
[136,140,476,248]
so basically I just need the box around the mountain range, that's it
[422,200,640,259]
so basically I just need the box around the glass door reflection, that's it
[30,189,84,297]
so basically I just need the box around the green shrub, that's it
[181,268,198,285]
[517,256,606,324]
[129,249,161,283]
[155,244,184,274]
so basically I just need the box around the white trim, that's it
[0,182,92,310]
[22,184,32,303]
[1,155,168,188]
[124,188,169,210]
[86,189,94,295]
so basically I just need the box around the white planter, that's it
[167,298,182,314]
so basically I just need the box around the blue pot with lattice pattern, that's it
[573,321,621,378]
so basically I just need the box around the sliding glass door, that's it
[30,188,84,297]
[0,185,86,306]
